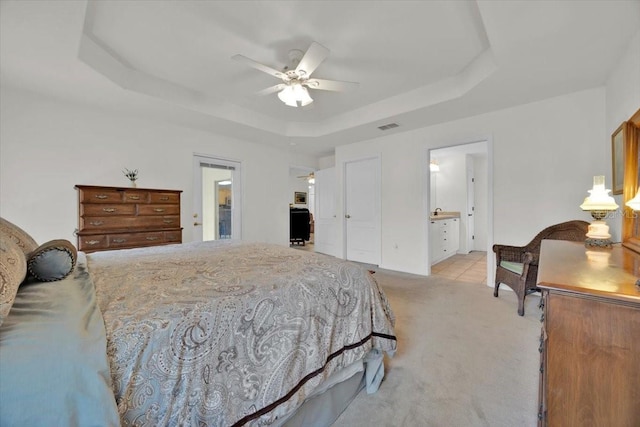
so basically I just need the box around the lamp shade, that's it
[579,175,618,211]
[626,188,640,210]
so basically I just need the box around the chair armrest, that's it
[493,244,527,264]
[520,252,535,279]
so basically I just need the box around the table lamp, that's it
[579,175,618,248]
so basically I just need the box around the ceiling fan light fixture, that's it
[278,83,313,107]
[234,41,358,107]
[278,86,298,107]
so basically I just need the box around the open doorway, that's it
[289,166,315,250]
[427,140,493,285]
[193,155,242,241]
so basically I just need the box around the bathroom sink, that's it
[429,211,460,220]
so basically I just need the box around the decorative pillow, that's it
[27,240,77,282]
[0,238,27,327]
[0,217,38,256]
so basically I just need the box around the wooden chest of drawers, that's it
[537,240,640,426]
[75,185,182,253]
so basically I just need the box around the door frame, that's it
[192,153,242,241]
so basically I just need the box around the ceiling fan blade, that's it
[232,54,285,79]
[256,84,286,96]
[305,78,359,92]
[295,42,329,78]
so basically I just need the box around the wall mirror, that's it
[621,108,640,253]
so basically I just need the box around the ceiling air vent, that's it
[377,123,399,131]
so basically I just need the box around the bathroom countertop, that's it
[429,211,460,220]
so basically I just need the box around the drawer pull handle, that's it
[128,195,141,200]
[112,238,127,243]
[103,208,116,213]
[89,221,104,226]
[146,236,159,241]
[153,208,165,212]
[163,219,174,224]
[85,240,101,245]
[95,194,108,199]
[159,197,169,201]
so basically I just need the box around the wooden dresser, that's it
[75,185,182,253]
[537,240,640,426]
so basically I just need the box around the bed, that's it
[0,219,396,427]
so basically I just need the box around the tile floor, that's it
[292,239,488,285]
[431,251,488,284]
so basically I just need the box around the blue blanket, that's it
[0,253,119,427]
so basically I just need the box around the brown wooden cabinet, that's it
[75,185,182,252]
[537,240,640,426]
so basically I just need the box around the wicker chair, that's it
[493,220,589,316]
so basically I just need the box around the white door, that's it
[193,155,242,241]
[345,157,380,265]
[314,167,339,257]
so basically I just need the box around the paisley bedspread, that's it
[86,240,396,426]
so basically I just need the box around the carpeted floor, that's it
[332,269,541,427]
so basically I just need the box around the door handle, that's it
[194,222,202,226]
[345,214,351,219]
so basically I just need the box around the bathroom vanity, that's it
[429,212,460,264]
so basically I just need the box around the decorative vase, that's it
[130,180,137,188]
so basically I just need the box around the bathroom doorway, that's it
[428,140,493,284]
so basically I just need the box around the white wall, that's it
[0,86,317,246]
[606,30,640,139]
[434,154,467,215]
[334,87,606,276]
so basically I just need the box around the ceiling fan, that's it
[298,172,315,183]
[232,42,359,107]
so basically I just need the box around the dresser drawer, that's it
[150,192,180,204]
[108,231,165,248]
[164,230,182,243]
[78,234,108,251]
[122,191,150,203]
[138,204,180,216]
[81,204,136,216]
[79,188,123,204]
[80,215,180,231]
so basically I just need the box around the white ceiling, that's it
[1,1,638,157]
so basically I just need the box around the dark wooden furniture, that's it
[75,185,182,252]
[493,220,589,315]
[537,240,640,426]
[290,207,310,245]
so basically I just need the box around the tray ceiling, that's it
[1,1,638,156]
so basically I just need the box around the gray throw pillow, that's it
[27,240,77,282]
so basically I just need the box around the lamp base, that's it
[586,219,612,240]
[585,237,613,249]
